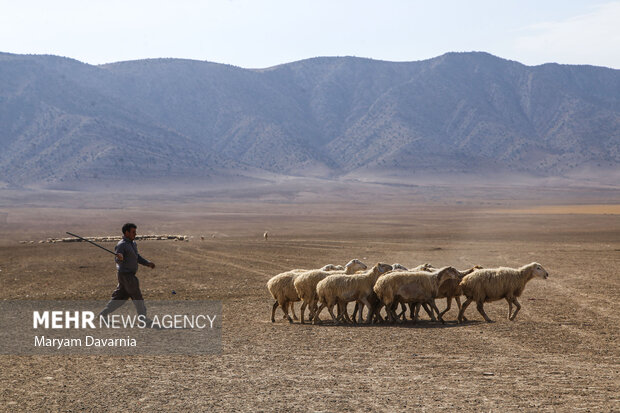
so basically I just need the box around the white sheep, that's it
[293,259,367,324]
[267,269,306,323]
[267,263,344,323]
[313,263,393,324]
[374,267,460,323]
[457,262,549,323]
[320,264,345,271]
[412,263,436,272]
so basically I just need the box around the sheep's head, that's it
[459,265,484,277]
[391,263,408,271]
[437,267,460,286]
[424,263,437,272]
[344,259,367,274]
[413,263,435,272]
[321,264,344,271]
[373,263,393,275]
[528,262,549,280]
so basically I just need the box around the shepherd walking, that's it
[99,223,155,321]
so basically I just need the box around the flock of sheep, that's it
[267,260,549,325]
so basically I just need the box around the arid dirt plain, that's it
[1,183,619,412]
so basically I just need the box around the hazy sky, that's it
[1,0,618,69]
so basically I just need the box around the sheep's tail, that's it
[316,286,327,306]
[266,281,278,301]
[374,287,389,307]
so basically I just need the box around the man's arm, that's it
[114,242,124,261]
[138,253,155,269]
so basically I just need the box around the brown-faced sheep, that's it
[457,262,549,323]
[267,264,344,323]
[352,263,410,324]
[399,264,469,323]
[293,259,367,324]
[313,263,393,324]
[355,263,437,323]
[374,267,460,323]
[436,265,484,321]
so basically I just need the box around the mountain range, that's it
[0,51,618,188]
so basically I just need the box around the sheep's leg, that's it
[506,298,513,320]
[412,303,421,324]
[373,303,387,323]
[281,299,294,323]
[395,302,404,319]
[360,297,374,324]
[393,302,405,323]
[457,298,473,323]
[393,302,404,319]
[271,301,278,322]
[352,302,359,322]
[308,300,318,320]
[439,297,452,319]
[373,304,385,324]
[407,303,415,320]
[476,300,493,323]
[356,301,365,324]
[509,298,521,321]
[422,302,436,321]
[300,301,307,324]
[366,303,375,323]
[385,302,398,323]
[429,300,444,324]
[392,303,402,323]
[455,296,467,321]
[290,301,299,321]
[327,303,340,324]
[392,303,401,323]
[335,301,348,323]
[336,301,350,323]
[313,303,326,325]
[341,301,353,323]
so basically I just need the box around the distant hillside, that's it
[0,51,618,187]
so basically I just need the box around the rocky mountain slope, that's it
[0,51,618,187]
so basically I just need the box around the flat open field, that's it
[1,188,619,411]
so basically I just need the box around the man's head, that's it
[122,223,137,240]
